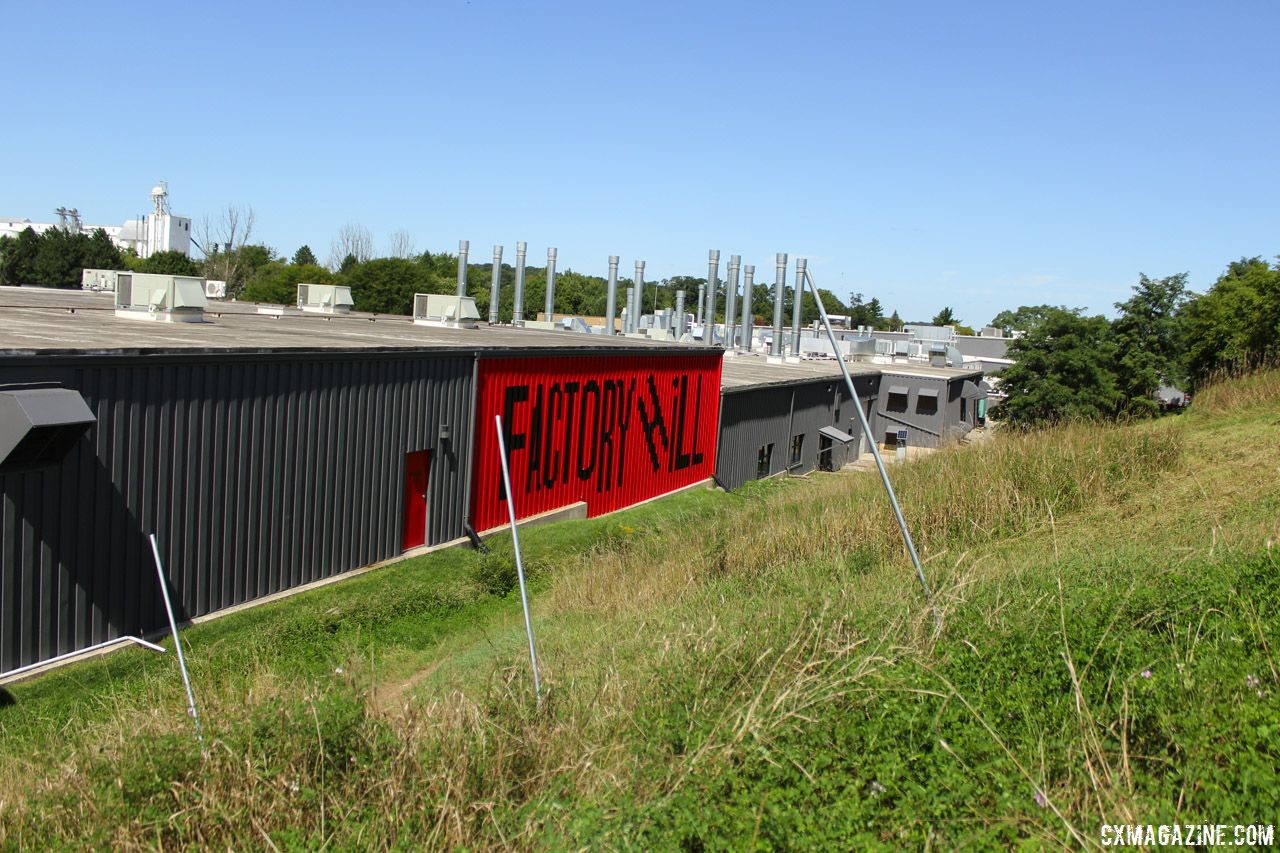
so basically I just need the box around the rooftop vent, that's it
[297,283,354,314]
[205,280,227,299]
[115,273,207,323]
[81,268,119,292]
[0,387,96,473]
[413,293,480,328]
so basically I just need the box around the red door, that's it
[402,450,430,550]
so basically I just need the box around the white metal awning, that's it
[818,425,855,443]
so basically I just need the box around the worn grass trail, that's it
[1,371,1278,848]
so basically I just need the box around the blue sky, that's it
[4,1,1277,325]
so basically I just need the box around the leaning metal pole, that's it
[494,415,543,706]
[803,265,932,598]
[149,533,203,739]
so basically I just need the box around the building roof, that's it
[720,355,878,391]
[0,287,710,358]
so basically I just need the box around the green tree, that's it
[32,228,83,287]
[0,227,42,285]
[1180,257,1280,388]
[344,258,438,314]
[241,262,333,305]
[998,308,1121,428]
[82,228,123,271]
[139,250,201,276]
[931,306,958,326]
[865,297,884,327]
[292,245,318,267]
[886,310,903,331]
[1111,273,1191,415]
[989,304,1077,336]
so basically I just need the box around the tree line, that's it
[994,257,1280,427]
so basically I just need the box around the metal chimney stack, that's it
[724,254,740,352]
[512,241,527,325]
[771,253,788,357]
[696,283,705,325]
[544,247,557,323]
[706,249,720,346]
[488,245,503,325]
[456,240,469,297]
[740,265,755,352]
[633,260,645,333]
[675,289,686,337]
[605,255,619,335]
[791,257,807,358]
[624,286,635,333]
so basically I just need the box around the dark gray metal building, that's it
[874,366,985,449]
[717,360,881,489]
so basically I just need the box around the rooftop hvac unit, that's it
[114,273,207,323]
[296,283,354,314]
[893,339,910,356]
[412,293,480,328]
[81,268,119,293]
[929,343,948,367]
[205,280,227,299]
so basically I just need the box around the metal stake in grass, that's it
[493,414,543,707]
[149,533,203,740]
[802,265,933,600]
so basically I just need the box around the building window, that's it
[916,394,938,416]
[756,443,774,479]
[790,434,804,466]
[886,386,909,413]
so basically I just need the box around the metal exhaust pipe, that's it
[706,249,719,346]
[544,247,557,323]
[724,254,740,352]
[740,264,754,351]
[791,257,807,357]
[771,252,788,357]
[488,245,503,325]
[605,255,619,334]
[624,286,634,333]
[634,260,645,332]
[675,289,686,337]
[696,283,705,325]
[512,241,527,325]
[456,240,469,297]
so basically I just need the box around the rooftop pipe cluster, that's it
[460,240,816,354]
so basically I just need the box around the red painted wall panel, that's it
[471,353,722,531]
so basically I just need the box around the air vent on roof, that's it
[297,283,353,314]
[205,280,227,299]
[413,293,480,328]
[81,268,119,292]
[114,273,207,323]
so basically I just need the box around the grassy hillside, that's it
[2,371,1278,848]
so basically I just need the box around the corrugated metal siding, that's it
[717,387,792,490]
[470,353,722,531]
[0,351,474,673]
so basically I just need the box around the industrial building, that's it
[1,183,192,259]
[0,270,985,676]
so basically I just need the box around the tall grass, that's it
[5,375,1278,848]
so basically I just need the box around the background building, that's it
[0,183,191,259]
